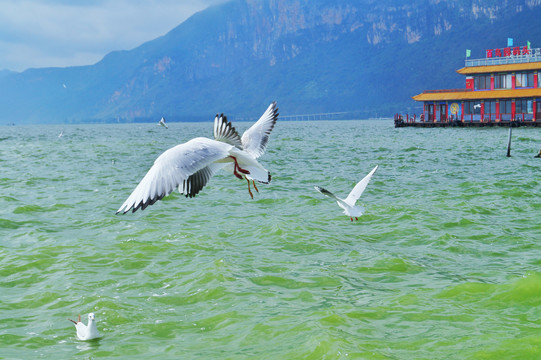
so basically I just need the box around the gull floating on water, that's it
[117,102,278,214]
[158,117,168,129]
[314,165,378,221]
[68,313,100,340]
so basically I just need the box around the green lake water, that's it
[0,120,540,359]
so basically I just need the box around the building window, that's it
[425,104,435,121]
[494,73,512,89]
[515,99,533,114]
[500,100,512,114]
[484,101,496,114]
[516,72,534,88]
[483,100,496,121]
[474,74,490,90]
[515,98,533,120]
[464,100,482,114]
[516,73,525,87]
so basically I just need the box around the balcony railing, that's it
[465,52,541,67]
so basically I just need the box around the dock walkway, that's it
[394,115,540,128]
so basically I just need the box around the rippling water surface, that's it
[1,120,540,359]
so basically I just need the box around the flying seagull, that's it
[158,117,168,129]
[314,165,378,221]
[214,102,278,198]
[68,313,100,341]
[117,102,278,214]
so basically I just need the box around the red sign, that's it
[486,45,530,58]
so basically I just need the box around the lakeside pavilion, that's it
[397,42,541,127]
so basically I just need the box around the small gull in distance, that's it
[117,102,278,214]
[68,313,100,340]
[158,117,168,129]
[314,165,378,221]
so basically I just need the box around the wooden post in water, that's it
[506,127,512,157]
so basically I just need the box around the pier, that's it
[394,114,540,128]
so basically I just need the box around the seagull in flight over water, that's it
[68,313,100,341]
[117,102,278,214]
[214,102,278,198]
[314,165,378,221]
[158,117,168,129]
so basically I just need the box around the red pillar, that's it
[481,102,485,121]
[461,102,464,121]
[512,100,516,120]
[534,73,538,88]
[496,101,500,122]
[512,74,516,89]
[533,99,537,122]
[490,76,495,90]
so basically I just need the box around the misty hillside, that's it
[1,0,541,124]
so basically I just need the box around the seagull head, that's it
[88,313,95,321]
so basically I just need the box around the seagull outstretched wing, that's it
[117,137,232,214]
[314,186,340,201]
[213,114,242,148]
[241,102,278,159]
[344,165,378,207]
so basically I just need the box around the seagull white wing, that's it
[241,102,278,159]
[75,323,88,340]
[179,162,227,198]
[344,165,378,207]
[158,117,168,128]
[314,186,342,202]
[117,137,232,214]
[214,114,242,148]
[315,185,351,213]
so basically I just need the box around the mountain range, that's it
[1,0,541,124]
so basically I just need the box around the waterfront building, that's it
[398,42,541,127]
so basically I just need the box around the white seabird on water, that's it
[68,313,100,340]
[158,117,168,129]
[116,102,278,214]
[314,165,378,221]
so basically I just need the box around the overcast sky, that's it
[0,0,227,72]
